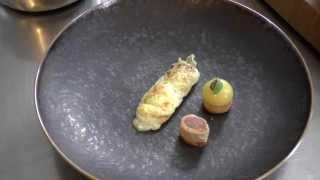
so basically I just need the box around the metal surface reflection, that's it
[35,27,46,54]
[0,0,79,12]
[0,0,102,63]
[0,9,51,62]
[28,0,36,8]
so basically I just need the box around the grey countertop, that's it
[0,0,319,179]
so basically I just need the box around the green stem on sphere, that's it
[210,78,223,95]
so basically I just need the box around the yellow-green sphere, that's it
[202,78,234,113]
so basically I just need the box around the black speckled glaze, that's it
[36,0,311,179]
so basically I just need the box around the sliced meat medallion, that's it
[179,114,210,147]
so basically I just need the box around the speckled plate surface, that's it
[35,0,312,179]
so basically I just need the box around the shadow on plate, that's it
[170,138,204,170]
[54,152,87,180]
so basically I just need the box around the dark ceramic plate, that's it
[35,0,312,179]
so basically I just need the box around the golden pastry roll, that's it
[133,54,200,131]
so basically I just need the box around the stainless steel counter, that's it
[0,0,319,179]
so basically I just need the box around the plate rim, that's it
[34,0,314,179]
